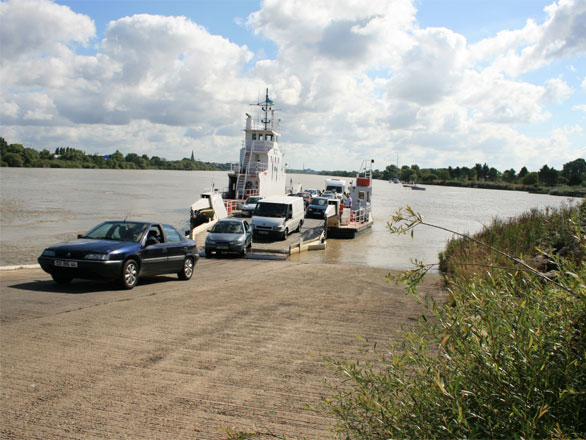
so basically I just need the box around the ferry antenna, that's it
[250,88,275,130]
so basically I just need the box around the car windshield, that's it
[212,222,244,234]
[84,221,148,242]
[311,198,327,206]
[245,197,261,205]
[255,202,288,218]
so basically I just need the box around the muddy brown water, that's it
[1,168,578,268]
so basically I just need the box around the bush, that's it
[439,201,585,286]
[322,261,585,439]
[320,201,586,439]
[521,172,539,186]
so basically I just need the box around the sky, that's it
[1,0,585,172]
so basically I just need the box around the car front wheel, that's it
[178,257,194,280]
[120,259,139,290]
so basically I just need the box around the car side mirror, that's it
[77,234,85,239]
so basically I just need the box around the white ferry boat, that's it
[225,89,287,200]
[326,160,374,238]
[188,89,288,237]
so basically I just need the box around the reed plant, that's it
[319,200,585,439]
[439,200,585,287]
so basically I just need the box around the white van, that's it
[325,178,347,199]
[251,195,305,240]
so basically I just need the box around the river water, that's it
[0,168,579,269]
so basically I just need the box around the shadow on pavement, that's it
[8,275,181,294]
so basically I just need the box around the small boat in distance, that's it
[411,185,426,191]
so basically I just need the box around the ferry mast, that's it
[256,88,276,131]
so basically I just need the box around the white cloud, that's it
[0,0,95,63]
[542,77,573,103]
[1,0,584,172]
[386,27,467,106]
[469,0,586,76]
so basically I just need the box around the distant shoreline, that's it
[2,164,584,197]
[3,139,584,197]
[410,180,586,198]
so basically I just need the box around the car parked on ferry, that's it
[288,191,312,207]
[305,197,329,218]
[252,195,304,240]
[205,218,252,257]
[241,196,263,217]
[305,188,321,198]
[38,221,198,289]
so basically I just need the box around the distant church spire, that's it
[190,150,195,161]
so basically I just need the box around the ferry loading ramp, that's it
[195,217,326,260]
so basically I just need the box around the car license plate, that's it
[258,231,268,235]
[217,245,229,250]
[55,260,77,268]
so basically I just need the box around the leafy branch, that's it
[387,205,580,297]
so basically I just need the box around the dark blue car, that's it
[38,220,199,289]
[305,197,329,218]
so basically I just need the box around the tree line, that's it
[378,160,585,187]
[295,159,584,193]
[2,137,584,192]
[0,138,218,171]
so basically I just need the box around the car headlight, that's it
[276,225,286,231]
[42,249,56,257]
[85,253,109,260]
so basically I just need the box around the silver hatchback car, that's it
[205,218,252,257]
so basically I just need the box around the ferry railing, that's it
[202,186,227,194]
[223,199,242,216]
[236,161,268,175]
[339,203,369,226]
[248,121,280,132]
